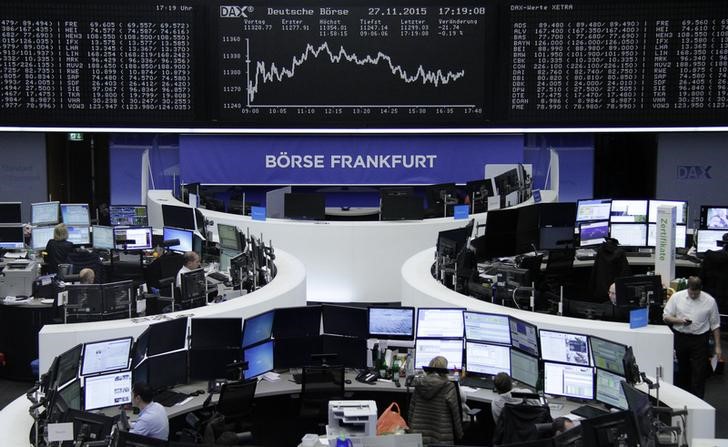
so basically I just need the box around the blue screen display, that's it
[243,340,274,379]
[242,310,275,348]
[163,227,193,252]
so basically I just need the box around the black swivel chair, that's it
[702,246,728,318]
[541,248,576,303]
[299,365,345,424]
[588,238,630,303]
[492,402,553,446]
[200,379,258,445]
[57,263,81,283]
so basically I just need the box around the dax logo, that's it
[220,5,253,18]
[677,165,712,180]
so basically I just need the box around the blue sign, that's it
[179,135,524,185]
[533,190,542,203]
[629,308,649,329]
[453,205,469,220]
[251,206,266,221]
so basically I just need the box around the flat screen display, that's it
[0,226,25,249]
[284,193,326,220]
[414,338,463,370]
[32,201,60,226]
[595,368,628,410]
[61,204,90,226]
[217,223,240,250]
[84,371,132,411]
[162,204,196,230]
[463,311,511,345]
[147,318,188,356]
[243,340,274,380]
[648,200,688,224]
[416,308,465,338]
[191,318,242,350]
[539,330,590,366]
[590,336,627,376]
[109,205,148,227]
[55,344,83,389]
[609,224,647,247]
[510,349,539,388]
[272,306,321,339]
[113,227,153,250]
[81,337,133,376]
[66,225,91,246]
[610,200,648,223]
[576,199,611,222]
[163,226,194,252]
[321,335,367,369]
[579,221,609,247]
[647,224,686,249]
[697,229,726,254]
[242,310,275,348]
[509,317,539,357]
[701,206,728,230]
[32,226,56,251]
[465,342,510,376]
[0,202,22,223]
[368,307,414,340]
[322,305,368,338]
[92,225,115,250]
[543,362,594,400]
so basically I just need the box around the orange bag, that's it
[376,402,409,435]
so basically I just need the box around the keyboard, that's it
[207,271,229,282]
[571,405,609,419]
[155,390,188,407]
[627,251,653,258]
[460,376,494,390]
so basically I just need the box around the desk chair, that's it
[492,402,553,446]
[57,263,80,283]
[114,430,167,446]
[702,247,728,317]
[541,248,576,303]
[299,364,345,424]
[200,379,258,445]
[588,239,630,303]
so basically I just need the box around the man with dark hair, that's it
[176,251,201,287]
[552,417,576,435]
[129,383,169,440]
[491,372,540,423]
[663,276,722,398]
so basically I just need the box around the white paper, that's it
[47,422,74,442]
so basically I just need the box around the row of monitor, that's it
[576,198,690,225]
[29,225,193,252]
[578,220,688,249]
[29,202,147,227]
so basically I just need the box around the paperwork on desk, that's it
[261,371,280,382]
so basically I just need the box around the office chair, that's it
[67,250,105,283]
[57,263,81,283]
[588,239,630,303]
[299,364,345,423]
[702,246,728,316]
[541,248,575,303]
[199,379,258,445]
[492,402,553,446]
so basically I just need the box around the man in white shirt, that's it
[129,383,169,441]
[663,276,722,398]
[176,251,201,287]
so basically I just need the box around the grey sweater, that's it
[408,374,464,445]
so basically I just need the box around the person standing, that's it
[663,276,722,398]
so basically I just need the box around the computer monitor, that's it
[180,268,207,308]
[579,221,609,247]
[463,311,511,345]
[163,227,193,253]
[189,348,241,381]
[595,369,628,410]
[83,370,132,411]
[101,280,133,314]
[66,225,91,246]
[284,193,326,220]
[147,317,188,356]
[242,310,275,348]
[132,329,150,369]
[66,284,103,316]
[580,410,637,446]
[272,305,322,339]
[510,349,539,388]
[62,409,114,444]
[493,167,521,197]
[113,227,153,250]
[538,226,575,251]
[243,340,274,379]
[564,299,614,320]
[322,305,368,338]
[697,229,726,254]
[609,223,647,247]
[414,338,463,370]
[219,247,239,274]
[610,200,648,223]
[576,199,612,222]
[465,179,494,213]
[367,306,415,340]
[539,330,590,366]
[481,208,518,259]
[0,202,22,223]
[647,223,687,249]
[191,318,242,349]
[648,199,688,224]
[425,182,459,215]
[437,226,471,259]
[273,336,322,369]
[217,223,241,251]
[543,361,594,400]
[416,308,465,338]
[590,336,627,376]
[32,201,60,226]
[621,381,657,447]
[55,344,83,389]
[57,379,82,412]
[229,252,249,288]
[321,334,367,369]
[81,336,132,376]
[109,205,148,227]
[0,226,25,249]
[162,204,196,230]
[92,225,115,250]
[61,204,90,226]
[615,274,663,307]
[146,350,188,390]
[509,316,539,357]
[380,195,424,221]
[465,341,510,376]
[700,205,728,230]
[31,225,55,250]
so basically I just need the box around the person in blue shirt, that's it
[129,383,169,441]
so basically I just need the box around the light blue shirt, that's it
[130,402,169,441]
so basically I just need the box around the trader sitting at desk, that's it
[44,223,74,274]
[491,372,540,424]
[79,268,95,284]
[176,251,201,287]
[129,383,169,441]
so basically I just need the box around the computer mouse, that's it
[345,379,352,384]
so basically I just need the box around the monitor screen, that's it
[321,335,367,369]
[191,318,242,350]
[55,344,83,389]
[647,224,687,249]
[621,382,656,447]
[590,336,627,376]
[481,208,518,259]
[380,195,425,221]
[61,204,90,226]
[466,179,494,213]
[66,285,103,315]
[273,336,322,369]
[697,229,726,254]
[163,227,193,253]
[217,223,240,251]
[510,349,539,388]
[66,225,91,246]
[132,329,150,369]
[109,205,148,227]
[538,226,575,251]
[32,225,55,250]
[509,317,539,357]
[147,318,188,356]
[463,311,511,345]
[579,221,609,247]
[284,193,326,220]
[416,308,465,338]
[58,379,82,412]
[242,310,275,348]
[272,305,321,339]
[368,307,415,340]
[113,227,153,250]
[146,350,188,390]
[0,202,22,223]
[81,337,132,376]
[615,274,663,307]
[162,204,196,230]
[576,199,612,222]
[595,369,628,410]
[189,349,241,381]
[32,201,60,226]
[414,338,463,370]
[219,247,239,274]
[322,305,368,338]
[539,330,590,366]
[701,206,728,230]
[610,200,648,223]
[465,341,510,376]
[0,226,25,249]
[648,200,688,224]
[243,340,274,380]
[543,362,594,400]
[92,225,115,250]
[83,371,132,411]
[609,224,647,247]
[102,281,133,313]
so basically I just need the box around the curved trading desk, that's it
[401,247,715,440]
[147,189,557,303]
